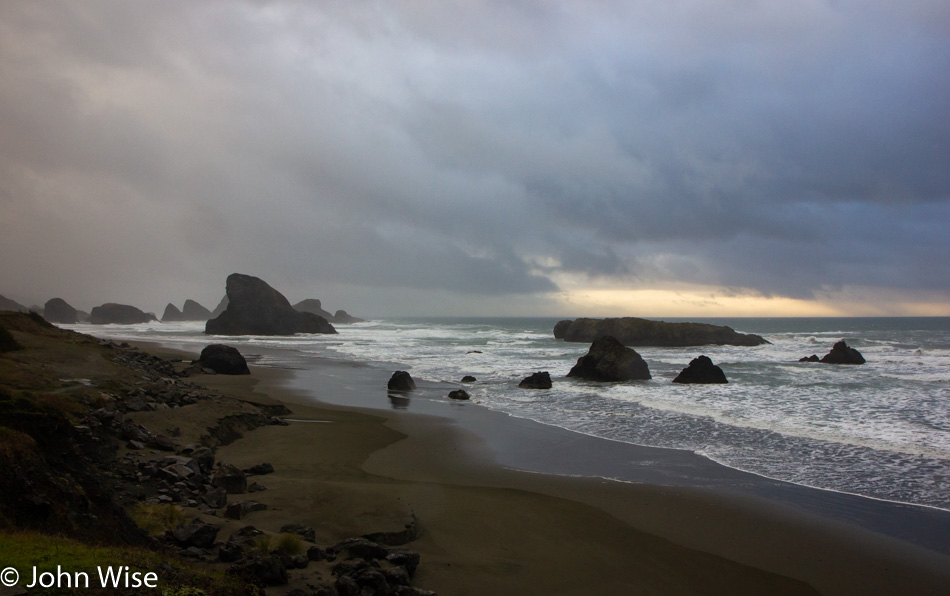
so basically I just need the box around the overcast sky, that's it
[2,1,948,317]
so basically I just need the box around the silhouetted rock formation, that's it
[294,299,365,324]
[181,299,212,320]
[519,371,552,389]
[293,299,333,320]
[554,317,768,347]
[333,310,364,323]
[0,294,28,313]
[819,340,866,365]
[448,389,470,400]
[90,303,156,325]
[43,298,78,324]
[799,355,820,363]
[210,295,229,318]
[567,336,651,381]
[388,371,416,391]
[163,299,212,322]
[162,303,183,322]
[672,355,728,384]
[197,344,250,375]
[205,274,337,336]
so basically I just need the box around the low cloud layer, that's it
[2,1,948,316]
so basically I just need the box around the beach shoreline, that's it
[132,337,950,595]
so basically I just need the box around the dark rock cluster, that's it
[800,340,866,365]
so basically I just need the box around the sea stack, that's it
[90,303,156,325]
[567,336,651,381]
[205,274,337,336]
[43,298,78,324]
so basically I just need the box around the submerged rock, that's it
[672,355,728,384]
[554,317,768,347]
[205,274,337,336]
[567,336,651,382]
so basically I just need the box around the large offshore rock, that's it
[43,298,78,324]
[519,371,553,389]
[554,317,768,347]
[90,303,156,325]
[181,299,212,320]
[205,274,336,336]
[567,336,651,381]
[161,303,184,322]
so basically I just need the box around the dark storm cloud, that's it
[1,0,948,314]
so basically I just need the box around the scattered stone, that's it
[672,355,728,384]
[307,545,330,562]
[202,487,228,509]
[243,462,274,476]
[567,336,651,382]
[332,537,388,560]
[149,435,177,452]
[248,482,267,493]
[191,447,215,473]
[170,521,219,549]
[386,550,421,577]
[212,462,247,494]
[519,371,552,389]
[388,371,416,391]
[228,551,288,586]
[448,389,470,400]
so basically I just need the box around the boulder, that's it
[212,462,247,494]
[461,375,477,383]
[198,344,250,375]
[388,371,416,391]
[448,389,470,400]
[820,340,866,365]
[43,298,78,324]
[181,299,212,320]
[567,336,651,381]
[170,521,219,549]
[205,274,337,336]
[519,371,552,389]
[161,303,184,322]
[672,355,728,384]
[90,303,156,325]
[554,317,769,347]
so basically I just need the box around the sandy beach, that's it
[171,345,950,595]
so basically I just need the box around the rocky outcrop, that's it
[293,299,365,324]
[819,340,866,365]
[90,303,156,325]
[567,336,651,381]
[554,317,769,347]
[672,355,727,384]
[519,371,552,389]
[388,371,416,391]
[182,299,212,320]
[0,294,28,313]
[448,389,470,400]
[205,274,337,336]
[799,355,820,363]
[43,298,78,324]
[162,303,184,322]
[210,295,229,318]
[197,344,251,375]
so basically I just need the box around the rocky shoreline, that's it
[0,311,434,595]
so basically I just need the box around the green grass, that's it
[127,503,189,536]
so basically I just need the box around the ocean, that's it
[65,316,950,512]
